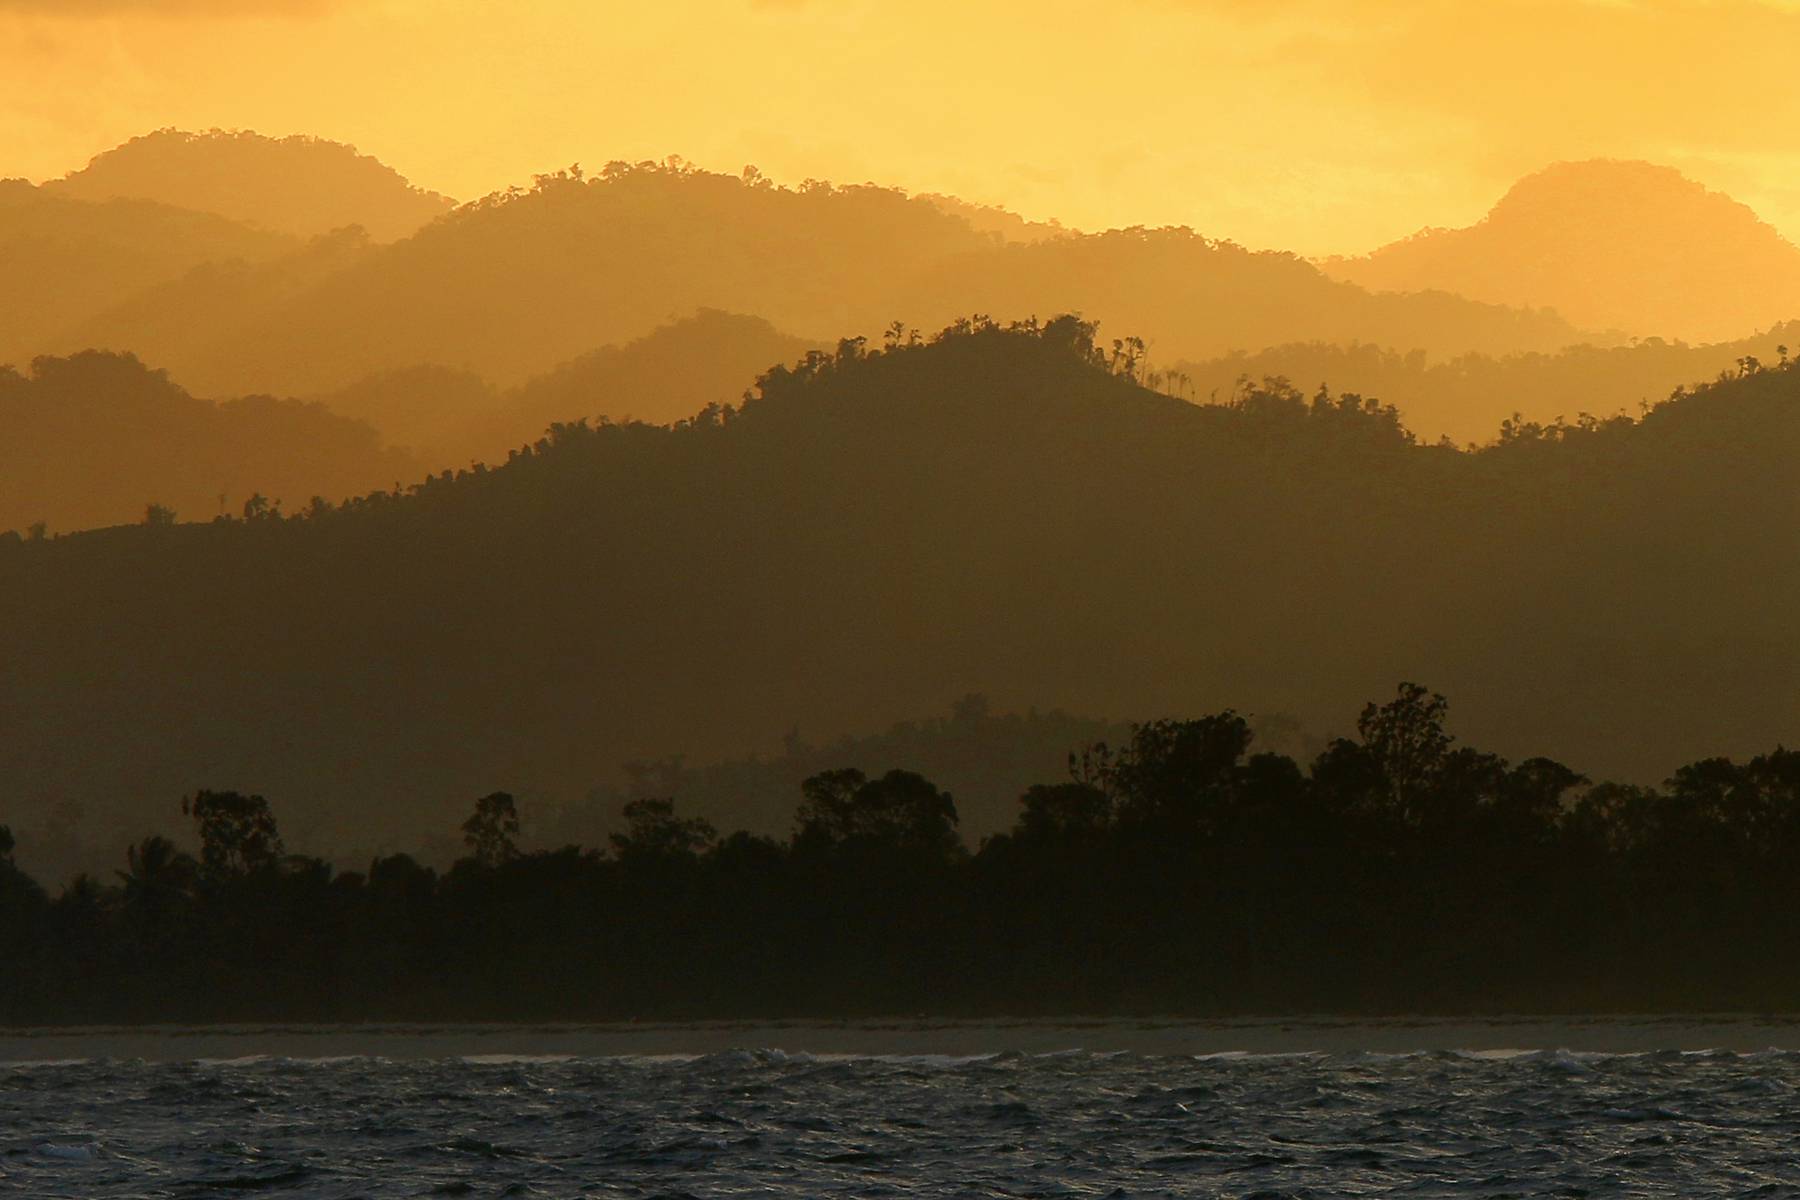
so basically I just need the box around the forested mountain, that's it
[1,310,830,538]
[35,159,1588,398]
[100,162,992,395]
[0,351,419,534]
[21,305,1781,542]
[0,182,295,370]
[46,129,455,241]
[1170,322,1800,445]
[1325,160,1800,342]
[20,137,1800,450]
[3,318,1792,875]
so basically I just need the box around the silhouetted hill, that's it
[160,162,984,394]
[1169,323,1800,445]
[1325,160,1800,342]
[47,129,456,242]
[47,161,1588,397]
[0,351,419,534]
[0,181,294,370]
[3,318,1791,864]
[316,310,821,466]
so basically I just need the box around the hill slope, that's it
[0,181,295,369]
[1326,160,1800,341]
[2,318,1792,864]
[47,129,455,242]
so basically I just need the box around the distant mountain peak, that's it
[1484,158,1786,238]
[46,128,456,242]
[1326,159,1800,341]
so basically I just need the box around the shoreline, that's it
[11,1014,1800,1061]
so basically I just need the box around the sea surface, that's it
[7,1019,1800,1197]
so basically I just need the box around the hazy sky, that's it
[5,0,1800,255]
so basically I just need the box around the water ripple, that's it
[7,1044,1800,1196]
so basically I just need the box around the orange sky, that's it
[5,0,1800,255]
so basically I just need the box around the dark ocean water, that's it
[7,1026,1800,1197]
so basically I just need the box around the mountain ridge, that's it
[8,139,1595,398]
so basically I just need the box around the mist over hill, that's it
[0,351,419,534]
[502,310,818,434]
[46,225,377,382]
[0,181,294,370]
[21,156,1589,398]
[3,319,1792,874]
[315,310,821,466]
[888,226,1582,366]
[917,193,1069,243]
[4,310,816,536]
[46,129,456,242]
[1169,323,1800,445]
[1325,160,1800,343]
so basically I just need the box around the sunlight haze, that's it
[11,0,1800,1172]
[8,0,1800,254]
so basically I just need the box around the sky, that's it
[5,0,1800,256]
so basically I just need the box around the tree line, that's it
[2,683,1795,1024]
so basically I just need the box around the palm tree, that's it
[117,835,196,925]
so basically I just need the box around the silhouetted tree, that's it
[610,798,716,863]
[182,790,284,879]
[118,834,196,909]
[1016,782,1111,843]
[1103,714,1255,835]
[794,768,961,862]
[8,684,1800,1022]
[462,792,521,866]
[1356,682,1453,824]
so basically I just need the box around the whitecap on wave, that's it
[0,1058,93,1070]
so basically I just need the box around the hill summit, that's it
[46,128,455,242]
[1325,159,1800,341]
